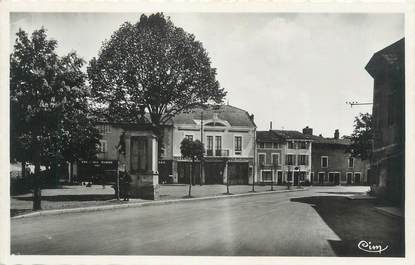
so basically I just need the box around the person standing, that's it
[122,172,132,201]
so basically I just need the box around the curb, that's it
[12,187,308,219]
[374,207,404,218]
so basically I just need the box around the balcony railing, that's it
[206,149,230,157]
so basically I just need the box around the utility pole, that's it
[200,111,204,186]
[252,127,256,192]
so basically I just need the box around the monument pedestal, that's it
[124,127,160,200]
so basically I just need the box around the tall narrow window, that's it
[348,157,354,168]
[286,154,295,165]
[272,153,279,166]
[321,156,328,168]
[258,154,266,166]
[298,155,308,165]
[235,136,242,155]
[215,136,222,156]
[207,136,213,156]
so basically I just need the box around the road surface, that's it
[11,186,404,256]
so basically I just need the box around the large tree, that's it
[347,113,373,160]
[10,28,100,209]
[87,13,226,136]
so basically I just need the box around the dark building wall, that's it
[311,143,368,185]
[366,38,405,205]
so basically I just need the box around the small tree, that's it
[347,113,373,160]
[180,138,204,197]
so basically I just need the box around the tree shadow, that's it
[13,194,115,202]
[317,192,367,195]
[290,196,404,257]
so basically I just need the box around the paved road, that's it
[11,186,404,256]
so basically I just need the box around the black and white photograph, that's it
[2,2,414,264]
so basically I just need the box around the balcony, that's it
[206,149,230,157]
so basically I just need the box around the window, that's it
[321,156,328,168]
[298,155,308,165]
[348,157,354,168]
[273,143,279,149]
[258,142,265,149]
[286,154,295,165]
[215,136,222,150]
[262,171,272,182]
[205,122,226,127]
[215,136,222,156]
[235,136,242,155]
[207,136,213,154]
[265,142,273,149]
[271,153,279,166]
[288,142,295,149]
[99,140,107,153]
[298,141,307,149]
[98,124,111,134]
[258,154,266,166]
[185,135,193,141]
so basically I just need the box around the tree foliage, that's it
[180,138,204,161]
[87,13,226,128]
[347,113,373,160]
[10,28,100,167]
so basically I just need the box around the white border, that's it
[1,1,414,265]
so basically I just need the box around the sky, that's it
[9,12,404,137]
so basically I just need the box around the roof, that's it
[271,130,314,140]
[172,104,256,127]
[96,104,256,128]
[366,38,405,78]
[257,131,285,143]
[309,135,351,146]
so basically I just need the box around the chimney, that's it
[270,121,273,130]
[334,129,339,139]
[302,126,313,135]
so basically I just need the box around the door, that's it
[347,173,353,184]
[277,171,283,185]
[354,173,361,184]
[228,162,249,184]
[318,173,325,184]
[294,172,299,186]
[205,162,224,184]
[329,173,335,183]
[334,173,340,185]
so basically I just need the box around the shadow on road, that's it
[290,196,404,257]
[13,194,115,202]
[316,191,366,195]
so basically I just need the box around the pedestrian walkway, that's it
[11,184,292,217]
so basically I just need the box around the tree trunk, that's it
[189,158,194,197]
[21,160,25,179]
[33,138,42,210]
[69,162,73,183]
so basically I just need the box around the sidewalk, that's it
[11,184,297,217]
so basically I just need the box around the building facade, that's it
[309,129,369,185]
[163,104,257,185]
[365,38,405,205]
[256,129,313,185]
